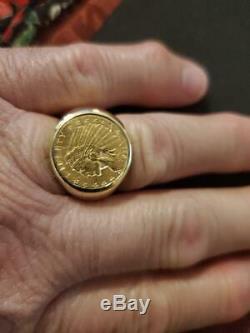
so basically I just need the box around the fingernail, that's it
[182,63,209,98]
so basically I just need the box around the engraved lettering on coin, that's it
[52,114,130,190]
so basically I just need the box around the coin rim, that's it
[50,108,132,199]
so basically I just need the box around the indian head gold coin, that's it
[50,109,132,199]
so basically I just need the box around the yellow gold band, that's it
[50,108,132,200]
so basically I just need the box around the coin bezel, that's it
[50,108,132,199]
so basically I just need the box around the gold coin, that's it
[50,109,132,199]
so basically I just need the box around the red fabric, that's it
[0,2,12,18]
[2,8,25,43]
[0,0,32,45]
[38,0,122,45]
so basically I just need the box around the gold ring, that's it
[50,108,132,200]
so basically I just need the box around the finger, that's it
[36,256,250,333]
[39,185,250,284]
[119,112,250,190]
[0,41,208,113]
[3,104,250,196]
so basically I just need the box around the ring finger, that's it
[2,101,250,194]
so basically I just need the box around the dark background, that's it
[94,0,250,188]
[95,0,250,115]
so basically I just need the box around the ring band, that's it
[50,108,132,200]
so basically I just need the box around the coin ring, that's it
[50,108,132,200]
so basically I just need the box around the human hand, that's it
[0,42,250,333]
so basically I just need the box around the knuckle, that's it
[139,41,173,103]
[145,115,183,180]
[65,43,93,76]
[125,114,181,189]
[215,112,248,168]
[142,40,171,62]
[133,116,158,186]
[50,46,80,96]
[216,112,245,145]
[165,195,208,268]
[121,115,156,189]
[65,43,107,103]
[217,112,243,135]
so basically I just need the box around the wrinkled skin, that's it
[0,42,250,333]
